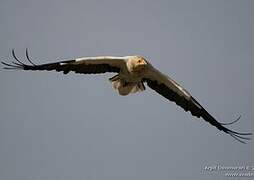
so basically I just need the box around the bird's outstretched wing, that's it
[1,49,127,74]
[142,67,252,143]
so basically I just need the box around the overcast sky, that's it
[0,0,254,180]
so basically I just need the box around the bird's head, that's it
[128,56,148,73]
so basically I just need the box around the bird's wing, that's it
[142,67,252,143]
[1,49,127,74]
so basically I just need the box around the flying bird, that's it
[2,49,252,143]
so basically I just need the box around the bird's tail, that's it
[109,75,145,96]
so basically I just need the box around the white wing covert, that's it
[2,49,126,75]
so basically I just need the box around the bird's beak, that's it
[141,61,146,65]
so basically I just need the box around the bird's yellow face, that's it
[131,56,148,73]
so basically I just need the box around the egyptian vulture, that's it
[2,49,252,143]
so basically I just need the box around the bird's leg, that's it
[122,80,128,87]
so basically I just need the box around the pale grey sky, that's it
[0,0,254,180]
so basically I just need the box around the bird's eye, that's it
[138,60,142,63]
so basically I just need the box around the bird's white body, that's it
[110,56,148,95]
